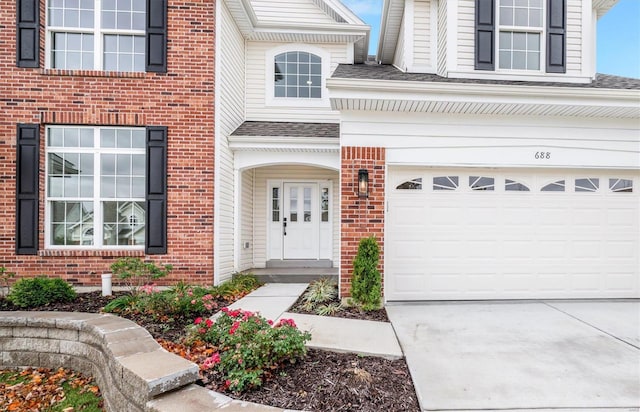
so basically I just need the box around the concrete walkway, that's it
[226,283,403,360]
[388,301,640,411]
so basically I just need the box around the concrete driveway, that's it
[387,301,640,411]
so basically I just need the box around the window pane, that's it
[273,52,322,99]
[433,176,458,190]
[575,178,599,192]
[500,7,513,25]
[512,51,526,69]
[396,178,423,190]
[541,180,565,192]
[610,178,633,193]
[469,176,495,191]
[505,179,530,191]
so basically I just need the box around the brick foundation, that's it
[340,147,385,297]
[0,0,215,285]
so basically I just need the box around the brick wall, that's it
[0,0,216,285]
[340,147,385,297]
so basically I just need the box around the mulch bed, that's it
[0,292,419,412]
[287,289,390,323]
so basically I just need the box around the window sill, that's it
[39,249,145,257]
[40,69,147,78]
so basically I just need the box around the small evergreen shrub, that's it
[187,308,311,392]
[350,236,382,311]
[8,277,76,308]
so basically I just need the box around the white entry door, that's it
[283,183,319,259]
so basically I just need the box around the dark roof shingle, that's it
[331,63,640,90]
[231,121,339,138]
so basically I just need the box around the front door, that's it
[283,182,319,259]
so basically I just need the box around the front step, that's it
[239,267,338,284]
[266,259,333,269]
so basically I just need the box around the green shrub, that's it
[350,236,382,311]
[187,308,310,392]
[8,277,76,308]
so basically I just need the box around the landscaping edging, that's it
[0,312,292,412]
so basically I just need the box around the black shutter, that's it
[16,124,39,255]
[146,126,167,254]
[475,0,495,70]
[547,0,566,73]
[16,0,40,68]
[146,0,167,73]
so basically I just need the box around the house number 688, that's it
[535,151,551,159]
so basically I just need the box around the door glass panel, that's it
[505,179,530,191]
[433,176,459,191]
[575,178,599,192]
[303,187,312,222]
[609,178,633,193]
[469,176,495,191]
[289,187,297,222]
[541,180,565,192]
[321,187,329,222]
[396,178,422,190]
[272,187,280,222]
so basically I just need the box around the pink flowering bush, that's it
[187,308,311,392]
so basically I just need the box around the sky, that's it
[341,0,640,78]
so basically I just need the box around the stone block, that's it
[2,350,40,367]
[4,337,60,353]
[107,337,160,358]
[0,327,12,337]
[13,326,49,338]
[55,313,102,330]
[147,384,233,412]
[0,312,29,326]
[118,349,199,398]
[48,327,79,341]
[83,315,140,340]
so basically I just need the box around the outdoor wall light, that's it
[358,169,369,198]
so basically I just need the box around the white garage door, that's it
[386,168,640,300]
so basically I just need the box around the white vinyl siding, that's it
[457,0,475,71]
[217,1,246,281]
[340,112,640,170]
[246,41,347,122]
[252,166,339,268]
[240,169,255,271]
[413,0,432,68]
[249,0,335,24]
[566,0,582,74]
[437,0,448,75]
[393,17,406,70]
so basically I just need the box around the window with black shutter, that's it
[475,0,566,73]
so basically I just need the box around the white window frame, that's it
[45,126,146,250]
[496,0,545,73]
[45,0,146,71]
[265,44,331,108]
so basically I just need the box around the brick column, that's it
[340,147,385,297]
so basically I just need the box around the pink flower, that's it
[203,294,213,301]
[191,299,196,304]
[194,317,203,325]
[267,320,273,326]
[237,358,243,365]
[187,289,193,296]
[221,307,229,313]
[140,283,158,295]
[205,319,213,328]
[201,353,221,370]
[229,321,240,335]
[276,318,297,328]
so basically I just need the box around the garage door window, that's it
[469,176,494,191]
[610,178,633,193]
[541,180,565,192]
[505,179,530,191]
[396,178,423,190]
[433,176,458,191]
[575,178,599,192]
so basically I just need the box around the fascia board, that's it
[320,0,368,25]
[327,78,640,108]
[256,21,370,33]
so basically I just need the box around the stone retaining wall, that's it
[0,311,199,412]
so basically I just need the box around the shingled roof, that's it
[231,121,340,138]
[331,63,640,90]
